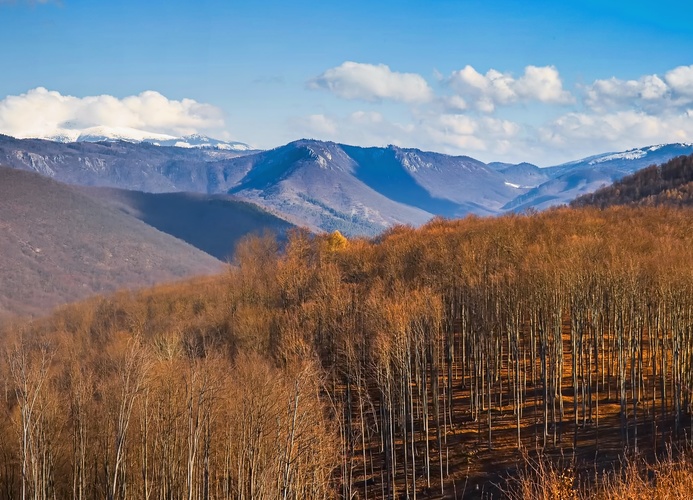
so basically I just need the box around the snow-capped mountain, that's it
[3,134,693,236]
[41,126,252,151]
[154,133,253,151]
[0,134,253,192]
[506,143,693,211]
[497,163,549,189]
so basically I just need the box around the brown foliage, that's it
[571,154,693,208]
[1,207,693,498]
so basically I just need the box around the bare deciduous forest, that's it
[572,154,693,208]
[2,206,693,498]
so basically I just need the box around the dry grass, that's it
[503,448,693,500]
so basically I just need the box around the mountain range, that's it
[504,143,693,212]
[2,134,692,236]
[3,132,692,316]
[40,126,253,151]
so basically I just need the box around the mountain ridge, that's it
[3,133,693,235]
[0,165,224,317]
[505,142,693,211]
[31,126,254,151]
[570,153,693,208]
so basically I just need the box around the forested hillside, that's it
[2,206,693,498]
[571,154,693,208]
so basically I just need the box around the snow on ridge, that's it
[33,126,252,151]
[588,149,647,164]
[587,142,693,165]
[78,125,177,143]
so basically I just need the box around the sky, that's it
[1,0,693,165]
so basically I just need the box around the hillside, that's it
[80,186,295,261]
[0,166,223,317]
[570,153,693,208]
[503,143,693,211]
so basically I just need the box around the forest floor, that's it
[354,324,689,499]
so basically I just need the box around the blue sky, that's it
[2,0,693,165]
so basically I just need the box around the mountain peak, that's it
[25,127,252,152]
[4,134,693,238]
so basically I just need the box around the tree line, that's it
[1,205,693,498]
[571,153,693,208]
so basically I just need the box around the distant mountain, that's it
[5,134,693,236]
[505,143,693,211]
[225,140,434,235]
[41,126,253,151]
[155,133,253,151]
[342,144,518,215]
[0,166,223,317]
[222,140,529,235]
[80,187,295,261]
[497,163,549,189]
[571,153,693,209]
[223,141,693,234]
[0,134,252,192]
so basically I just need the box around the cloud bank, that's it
[6,62,693,165]
[302,62,693,164]
[0,87,226,140]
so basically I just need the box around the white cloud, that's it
[293,110,416,149]
[585,75,669,112]
[293,107,524,160]
[543,65,693,160]
[664,65,693,97]
[0,87,226,139]
[298,62,693,164]
[584,65,693,113]
[447,65,573,112]
[441,95,468,112]
[308,62,433,103]
[514,66,574,104]
[539,109,693,160]
[424,114,521,154]
[349,110,385,125]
